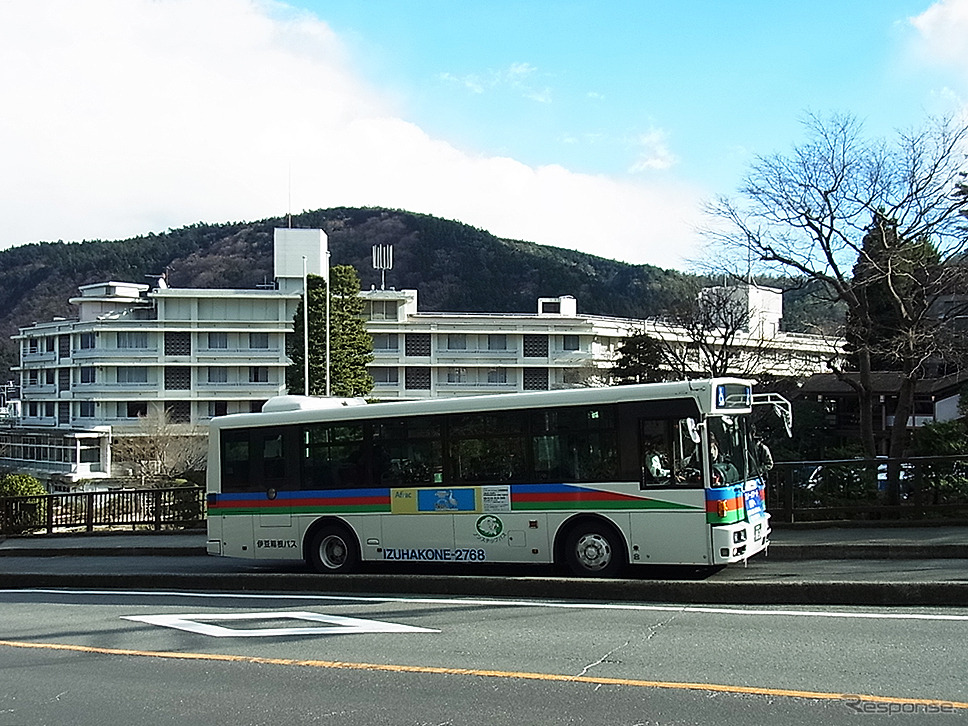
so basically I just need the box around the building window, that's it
[405,333,431,357]
[78,401,95,418]
[208,332,228,349]
[487,368,507,384]
[117,367,149,384]
[46,370,55,385]
[488,334,507,351]
[523,335,549,358]
[405,367,431,390]
[523,368,549,390]
[58,368,70,391]
[541,301,561,314]
[79,332,96,350]
[447,334,467,350]
[447,367,467,383]
[59,335,71,358]
[249,332,270,349]
[119,402,148,418]
[167,401,191,423]
[27,338,38,354]
[208,367,228,384]
[27,402,38,417]
[80,367,96,384]
[563,335,580,351]
[372,333,399,351]
[27,370,38,386]
[44,402,55,418]
[117,331,149,349]
[249,366,269,384]
[165,332,192,356]
[371,367,399,384]
[58,402,70,424]
[45,337,55,353]
[164,367,192,390]
[208,401,228,418]
[367,300,396,321]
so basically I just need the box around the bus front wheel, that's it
[563,522,625,578]
[307,524,359,574]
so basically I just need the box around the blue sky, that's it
[1,0,965,269]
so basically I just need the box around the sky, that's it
[1,0,966,270]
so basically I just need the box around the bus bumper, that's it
[711,515,770,564]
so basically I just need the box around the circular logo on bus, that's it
[475,515,504,539]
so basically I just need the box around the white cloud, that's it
[0,0,705,268]
[910,0,968,73]
[628,128,679,172]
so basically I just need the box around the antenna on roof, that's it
[287,163,293,229]
[372,244,393,290]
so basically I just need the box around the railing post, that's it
[153,489,162,531]
[85,492,94,532]
[46,494,54,534]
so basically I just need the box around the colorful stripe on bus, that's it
[208,483,705,516]
[704,486,745,524]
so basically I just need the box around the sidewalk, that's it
[1,525,966,559]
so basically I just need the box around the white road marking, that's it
[122,611,438,637]
[10,588,968,622]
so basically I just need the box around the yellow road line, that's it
[1,638,965,710]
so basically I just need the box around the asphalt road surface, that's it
[1,588,966,725]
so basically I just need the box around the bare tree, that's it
[111,408,207,486]
[706,112,968,469]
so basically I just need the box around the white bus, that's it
[206,378,789,577]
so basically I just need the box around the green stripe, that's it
[513,500,700,512]
[706,511,744,524]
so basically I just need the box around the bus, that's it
[206,378,790,577]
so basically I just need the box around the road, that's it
[1,588,966,725]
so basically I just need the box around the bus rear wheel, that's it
[307,524,359,574]
[563,522,625,578]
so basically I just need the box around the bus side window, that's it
[639,419,672,487]
[221,434,252,492]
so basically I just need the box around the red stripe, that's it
[705,497,742,513]
[211,495,389,509]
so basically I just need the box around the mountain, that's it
[0,206,833,380]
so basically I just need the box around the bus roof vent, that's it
[261,395,368,413]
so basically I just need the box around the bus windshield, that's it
[706,415,748,487]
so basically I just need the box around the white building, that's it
[361,285,837,400]
[2,229,326,482]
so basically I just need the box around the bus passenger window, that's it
[639,419,672,486]
[262,434,285,481]
[221,436,252,492]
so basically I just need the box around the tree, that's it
[611,333,667,384]
[707,112,968,473]
[111,409,207,485]
[620,284,818,381]
[288,266,374,398]
[0,473,46,497]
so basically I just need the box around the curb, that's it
[4,571,968,607]
[4,543,966,560]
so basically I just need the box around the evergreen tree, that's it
[287,266,373,397]
[612,333,666,384]
[329,265,374,398]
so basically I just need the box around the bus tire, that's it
[307,523,359,574]
[562,520,626,578]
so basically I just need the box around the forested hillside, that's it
[0,207,836,380]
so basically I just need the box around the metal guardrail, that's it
[0,486,205,535]
[769,456,968,523]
